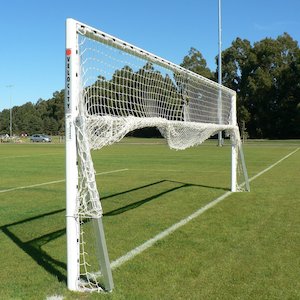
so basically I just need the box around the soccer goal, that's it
[65,18,250,292]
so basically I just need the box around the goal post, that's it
[65,19,80,292]
[65,18,114,292]
[65,18,250,292]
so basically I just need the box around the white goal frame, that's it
[65,18,250,292]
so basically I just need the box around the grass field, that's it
[0,138,299,300]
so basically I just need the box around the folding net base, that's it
[65,18,250,292]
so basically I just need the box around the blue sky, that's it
[0,0,299,111]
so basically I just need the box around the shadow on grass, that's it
[0,209,67,283]
[103,179,229,217]
[0,179,227,282]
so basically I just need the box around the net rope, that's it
[73,24,246,291]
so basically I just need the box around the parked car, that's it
[30,134,52,142]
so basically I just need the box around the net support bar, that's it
[230,93,249,192]
[231,94,237,192]
[238,144,251,192]
[93,218,114,291]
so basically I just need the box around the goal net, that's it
[65,18,250,292]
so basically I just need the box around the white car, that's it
[30,134,52,142]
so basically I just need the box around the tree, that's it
[0,90,65,136]
[13,102,40,135]
[220,33,300,139]
[219,38,254,129]
[247,33,300,138]
[0,109,10,135]
[181,47,213,79]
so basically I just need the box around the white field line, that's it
[111,191,231,270]
[0,153,61,160]
[48,148,300,300]
[119,142,165,145]
[110,147,300,270]
[248,147,299,183]
[0,168,129,194]
[130,168,228,173]
[46,295,64,300]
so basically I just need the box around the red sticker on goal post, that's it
[66,49,72,56]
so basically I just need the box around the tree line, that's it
[0,33,299,138]
[0,90,64,136]
[181,33,300,138]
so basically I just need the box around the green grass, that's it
[0,139,299,299]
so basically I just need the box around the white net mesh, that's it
[75,24,241,218]
[77,26,236,152]
[71,22,248,291]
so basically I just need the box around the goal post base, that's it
[92,217,114,292]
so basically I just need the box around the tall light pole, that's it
[217,0,223,146]
[6,85,13,137]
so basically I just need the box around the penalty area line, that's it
[111,147,300,270]
[0,168,129,194]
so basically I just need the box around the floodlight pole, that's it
[217,0,223,147]
[6,85,13,137]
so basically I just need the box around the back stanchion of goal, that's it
[231,94,238,192]
[93,218,114,291]
[230,94,250,192]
